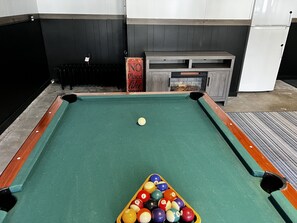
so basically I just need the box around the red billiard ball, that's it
[163,188,177,201]
[137,190,150,203]
[130,198,143,213]
[137,208,151,223]
[181,207,195,222]
[158,198,171,211]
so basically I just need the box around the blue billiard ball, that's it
[152,208,166,223]
[150,174,161,185]
[157,181,168,191]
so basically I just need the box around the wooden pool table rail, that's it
[0,97,63,189]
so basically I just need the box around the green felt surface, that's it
[3,94,291,222]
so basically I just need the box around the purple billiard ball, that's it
[171,198,185,211]
[152,208,166,223]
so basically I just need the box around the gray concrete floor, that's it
[0,80,297,174]
[222,80,297,112]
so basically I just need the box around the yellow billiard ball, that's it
[138,117,146,126]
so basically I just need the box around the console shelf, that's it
[145,51,235,105]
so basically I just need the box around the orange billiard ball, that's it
[163,189,177,201]
[137,208,151,223]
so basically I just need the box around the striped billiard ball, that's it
[137,208,151,223]
[171,198,185,211]
[157,181,168,191]
[166,208,180,222]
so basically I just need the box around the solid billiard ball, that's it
[137,117,146,126]
[143,181,156,193]
[151,189,163,201]
[158,198,171,211]
[130,198,143,213]
[152,208,166,223]
[137,208,151,223]
[144,198,158,211]
[163,189,177,201]
[157,181,168,191]
[137,190,150,203]
[150,174,161,185]
[171,198,185,211]
[181,207,195,222]
[166,208,180,222]
[122,208,137,223]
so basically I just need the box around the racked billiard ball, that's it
[152,208,166,223]
[137,208,151,223]
[143,181,156,194]
[137,190,150,203]
[151,189,163,201]
[157,181,168,191]
[163,188,177,201]
[181,206,195,222]
[171,197,185,211]
[166,208,180,222]
[121,208,137,223]
[130,198,143,213]
[144,199,158,211]
[150,174,161,185]
[158,198,171,211]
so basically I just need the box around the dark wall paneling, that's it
[40,19,127,87]
[127,25,249,96]
[0,19,50,135]
[277,23,297,80]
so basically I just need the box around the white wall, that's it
[293,0,297,18]
[205,0,254,19]
[126,0,206,19]
[127,0,254,20]
[37,0,124,15]
[0,0,38,17]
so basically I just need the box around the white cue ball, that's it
[138,117,146,126]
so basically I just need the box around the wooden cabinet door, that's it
[146,72,171,91]
[205,71,230,100]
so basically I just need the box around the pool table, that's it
[0,92,297,222]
